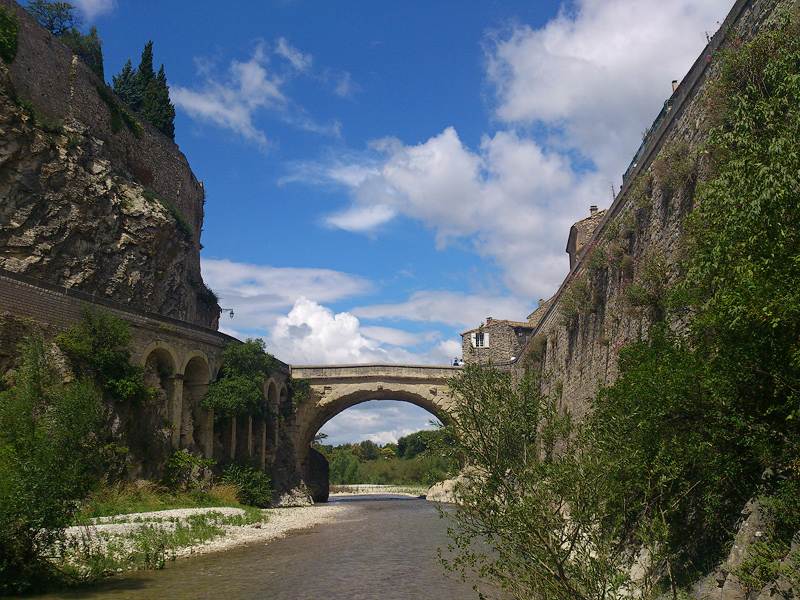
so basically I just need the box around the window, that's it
[471,332,489,348]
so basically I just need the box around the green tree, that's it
[359,439,381,461]
[0,6,19,64]
[26,1,103,79]
[112,41,175,138]
[329,448,361,484]
[111,58,140,109]
[0,337,104,594]
[201,339,277,419]
[56,309,151,404]
[26,0,81,36]
[60,24,103,79]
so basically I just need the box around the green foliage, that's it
[0,336,104,594]
[26,0,81,36]
[328,448,362,485]
[60,24,103,79]
[223,460,272,508]
[142,187,193,240]
[56,309,152,404]
[202,339,277,419]
[288,376,311,403]
[162,450,213,490]
[441,364,642,600]
[27,1,103,79]
[442,19,800,598]
[95,83,143,138]
[112,41,175,139]
[559,271,595,326]
[0,6,19,64]
[112,59,140,110]
[396,428,451,460]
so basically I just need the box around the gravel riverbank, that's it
[61,503,349,568]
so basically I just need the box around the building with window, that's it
[461,317,536,366]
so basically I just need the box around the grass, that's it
[77,481,245,520]
[56,507,267,580]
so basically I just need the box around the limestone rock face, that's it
[0,65,218,328]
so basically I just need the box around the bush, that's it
[0,336,104,594]
[223,461,272,508]
[56,309,151,404]
[0,6,19,64]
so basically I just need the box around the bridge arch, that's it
[290,364,460,502]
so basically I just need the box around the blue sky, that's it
[69,0,731,444]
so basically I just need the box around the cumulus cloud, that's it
[270,297,419,365]
[485,0,731,173]
[301,0,730,299]
[353,290,532,330]
[201,258,373,335]
[320,127,601,297]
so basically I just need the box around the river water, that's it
[32,495,483,600]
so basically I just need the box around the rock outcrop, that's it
[0,0,218,328]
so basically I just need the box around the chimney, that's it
[672,80,679,93]
[590,205,598,215]
[538,299,545,308]
[486,317,492,324]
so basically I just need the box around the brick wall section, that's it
[0,0,205,238]
[0,268,235,372]
[509,0,795,420]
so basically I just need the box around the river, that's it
[30,495,483,600]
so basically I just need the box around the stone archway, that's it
[290,364,459,502]
[181,352,212,458]
[140,342,180,447]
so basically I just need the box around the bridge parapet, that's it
[291,364,460,382]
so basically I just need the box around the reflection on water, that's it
[23,495,482,600]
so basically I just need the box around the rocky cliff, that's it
[0,0,218,328]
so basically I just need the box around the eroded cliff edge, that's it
[0,0,218,328]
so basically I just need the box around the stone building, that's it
[566,205,606,269]
[461,317,536,366]
[461,206,605,366]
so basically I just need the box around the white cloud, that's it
[173,41,341,145]
[270,297,419,365]
[201,258,373,335]
[301,0,730,300]
[484,0,731,173]
[201,258,509,366]
[353,290,532,330]
[72,0,114,19]
[274,37,313,71]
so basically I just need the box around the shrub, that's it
[223,461,272,508]
[56,309,151,404]
[202,339,278,419]
[0,336,104,594]
[0,6,19,64]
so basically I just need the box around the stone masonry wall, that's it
[514,0,798,421]
[0,0,205,234]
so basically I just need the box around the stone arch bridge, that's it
[290,364,460,502]
[0,269,461,500]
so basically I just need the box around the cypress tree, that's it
[111,40,175,140]
[112,59,140,111]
